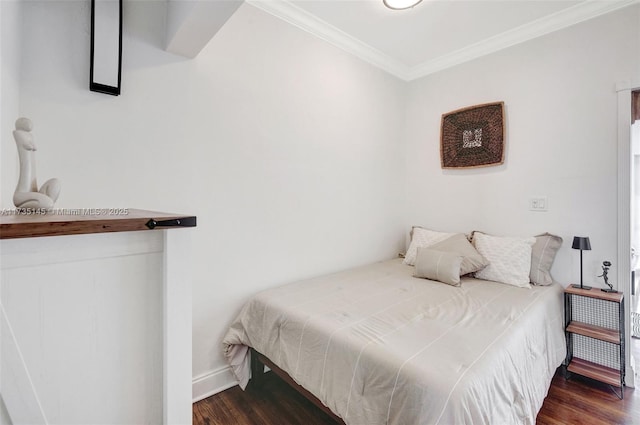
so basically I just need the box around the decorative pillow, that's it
[530,233,563,286]
[430,233,489,275]
[403,227,456,266]
[414,248,463,287]
[472,232,536,288]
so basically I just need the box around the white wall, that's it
[1,0,21,209]
[404,6,640,289]
[1,2,22,422]
[4,0,406,400]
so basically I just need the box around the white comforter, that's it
[223,259,565,425]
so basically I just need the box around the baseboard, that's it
[192,366,238,403]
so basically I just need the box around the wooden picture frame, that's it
[440,102,505,169]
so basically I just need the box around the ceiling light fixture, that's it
[383,0,423,10]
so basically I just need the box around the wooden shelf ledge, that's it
[566,321,620,344]
[0,208,196,239]
[565,286,623,303]
[567,358,622,387]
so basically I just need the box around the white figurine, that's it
[13,117,60,210]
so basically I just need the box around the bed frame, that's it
[250,348,346,424]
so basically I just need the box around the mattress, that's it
[223,258,566,425]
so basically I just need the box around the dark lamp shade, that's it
[572,236,591,251]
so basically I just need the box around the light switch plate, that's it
[529,197,548,212]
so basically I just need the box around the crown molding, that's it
[245,0,412,79]
[247,0,639,82]
[407,0,639,80]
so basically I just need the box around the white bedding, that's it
[223,259,566,425]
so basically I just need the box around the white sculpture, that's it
[13,117,60,210]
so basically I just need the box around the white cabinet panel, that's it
[0,230,189,425]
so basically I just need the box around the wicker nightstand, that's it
[564,286,625,398]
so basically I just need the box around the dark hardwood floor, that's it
[536,337,639,425]
[194,338,640,425]
[193,372,338,425]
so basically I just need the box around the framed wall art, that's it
[90,0,122,96]
[440,102,505,169]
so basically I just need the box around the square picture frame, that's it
[440,102,505,169]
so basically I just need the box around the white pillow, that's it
[472,232,536,288]
[403,227,456,266]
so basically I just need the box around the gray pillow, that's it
[431,233,489,275]
[414,248,463,286]
[530,233,563,286]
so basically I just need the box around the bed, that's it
[223,257,566,425]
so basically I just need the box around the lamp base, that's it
[601,288,619,293]
[570,284,592,290]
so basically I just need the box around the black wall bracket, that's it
[146,217,197,229]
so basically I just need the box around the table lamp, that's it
[571,236,591,290]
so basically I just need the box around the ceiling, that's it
[246,0,638,80]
